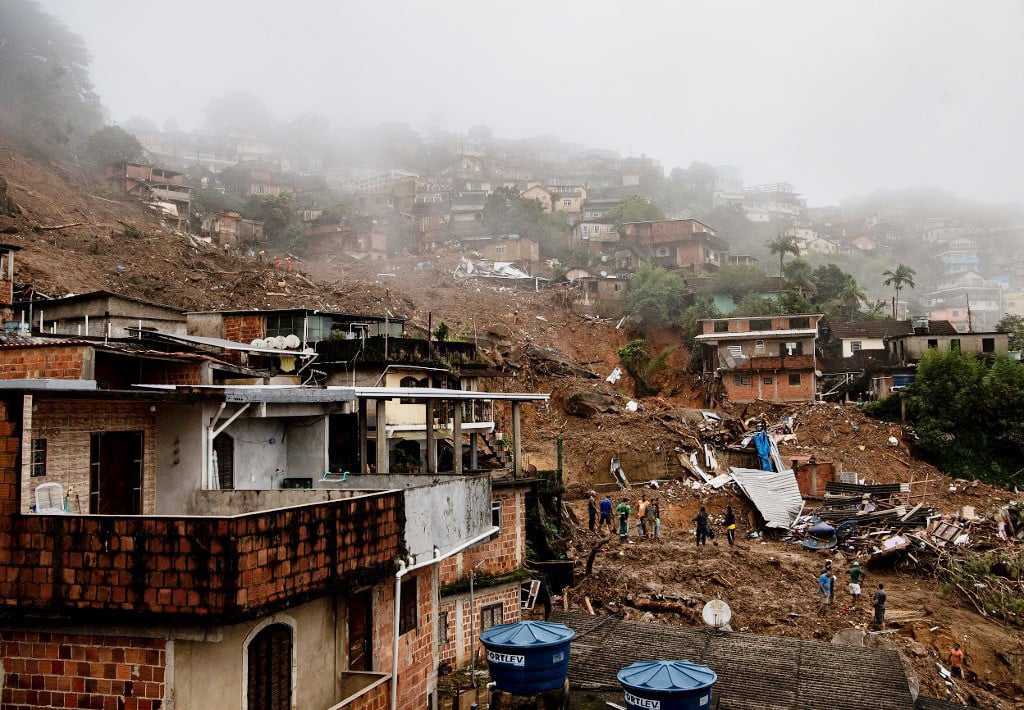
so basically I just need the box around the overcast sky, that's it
[38,0,1024,206]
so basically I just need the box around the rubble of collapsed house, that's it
[453,256,549,287]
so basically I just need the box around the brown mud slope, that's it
[0,150,408,314]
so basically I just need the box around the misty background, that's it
[33,0,1024,206]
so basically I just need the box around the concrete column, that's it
[452,399,462,476]
[469,432,478,471]
[425,399,435,474]
[358,398,368,474]
[375,398,389,474]
[512,401,522,478]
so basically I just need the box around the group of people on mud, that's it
[587,494,661,541]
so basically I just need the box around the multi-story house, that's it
[571,221,619,253]
[935,238,981,277]
[695,314,821,402]
[924,272,1003,332]
[0,278,548,710]
[520,185,553,213]
[448,192,487,238]
[105,162,192,223]
[552,189,587,217]
[743,183,805,222]
[220,160,294,198]
[580,198,622,221]
[621,219,729,275]
[462,234,540,264]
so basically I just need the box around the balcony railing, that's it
[316,336,479,367]
[0,491,403,623]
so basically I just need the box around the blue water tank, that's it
[892,374,915,387]
[479,621,575,694]
[618,660,717,710]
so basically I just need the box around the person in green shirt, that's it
[615,498,631,541]
[848,561,866,608]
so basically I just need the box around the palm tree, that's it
[767,234,800,277]
[881,264,916,319]
[838,280,867,309]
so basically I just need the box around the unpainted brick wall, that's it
[20,399,157,514]
[0,346,88,380]
[223,316,265,344]
[438,582,521,668]
[374,567,435,709]
[0,630,166,710]
[339,679,388,710]
[725,368,815,403]
[440,487,524,584]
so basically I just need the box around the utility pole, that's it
[966,293,973,333]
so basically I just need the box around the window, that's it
[612,283,622,292]
[713,321,729,333]
[749,319,771,331]
[789,316,811,329]
[982,338,995,353]
[850,341,862,352]
[789,373,801,386]
[438,610,450,645]
[927,339,938,349]
[213,434,234,490]
[780,341,803,356]
[246,623,292,710]
[562,199,572,207]
[494,245,506,255]
[754,339,765,349]
[763,377,773,385]
[30,438,47,477]
[481,602,504,631]
[492,500,503,529]
[254,184,265,194]
[399,577,418,635]
[736,375,751,386]
[950,339,961,352]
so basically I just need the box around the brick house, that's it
[105,162,192,222]
[185,308,406,348]
[220,160,295,198]
[621,219,730,275]
[0,380,548,709]
[696,314,821,402]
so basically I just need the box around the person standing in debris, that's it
[636,497,649,538]
[599,495,613,532]
[723,505,736,546]
[286,255,293,272]
[949,643,965,679]
[274,257,281,270]
[651,498,661,540]
[872,583,887,627]
[694,506,709,546]
[616,498,631,541]
[587,494,598,532]
[818,569,832,610]
[848,562,865,608]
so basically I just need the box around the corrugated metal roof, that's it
[555,612,916,710]
[730,467,804,529]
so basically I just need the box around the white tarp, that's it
[730,466,804,529]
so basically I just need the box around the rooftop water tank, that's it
[618,660,718,710]
[479,621,575,695]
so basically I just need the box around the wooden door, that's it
[89,431,143,514]
[348,590,373,671]
[247,623,292,710]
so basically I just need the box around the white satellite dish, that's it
[272,335,288,349]
[251,338,266,349]
[284,334,301,349]
[701,599,732,629]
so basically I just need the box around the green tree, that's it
[783,258,817,299]
[606,195,665,229]
[85,126,144,168]
[699,265,768,302]
[0,0,103,159]
[766,233,800,277]
[882,264,916,319]
[996,314,1024,351]
[617,339,673,397]
[624,263,688,326]
[483,187,569,256]
[732,293,784,316]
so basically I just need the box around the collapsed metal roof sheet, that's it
[730,466,804,529]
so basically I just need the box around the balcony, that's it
[329,672,390,710]
[316,336,480,367]
[0,491,403,623]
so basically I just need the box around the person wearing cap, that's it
[848,561,866,608]
[817,568,832,611]
[949,642,965,678]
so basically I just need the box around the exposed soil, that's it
[3,150,1023,708]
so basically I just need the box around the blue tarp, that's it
[754,431,773,471]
